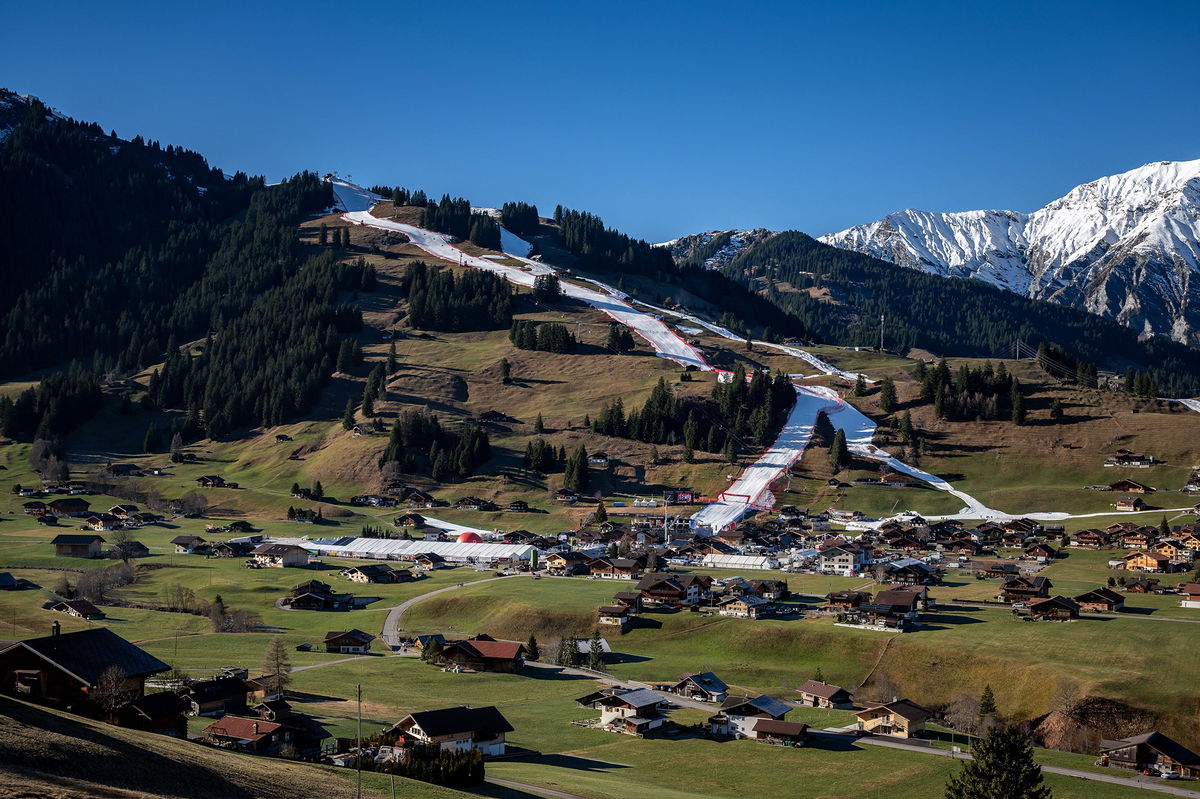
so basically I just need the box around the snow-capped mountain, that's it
[658,228,776,270]
[819,159,1200,344]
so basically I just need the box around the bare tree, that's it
[146,490,167,512]
[1051,678,1082,718]
[262,636,292,696]
[109,528,140,563]
[177,491,209,517]
[946,693,981,736]
[92,665,135,721]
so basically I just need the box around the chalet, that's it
[544,551,591,576]
[36,515,58,526]
[0,627,169,705]
[855,700,930,738]
[406,491,436,508]
[878,560,939,586]
[748,578,789,600]
[196,475,226,488]
[413,552,448,570]
[1115,496,1145,512]
[1108,479,1154,494]
[613,591,643,613]
[1124,550,1171,573]
[391,705,514,757]
[1123,577,1163,594]
[981,562,1020,580]
[710,694,792,738]
[227,520,255,533]
[340,564,408,584]
[749,718,809,745]
[1177,583,1200,609]
[1072,529,1111,549]
[410,634,447,653]
[588,452,610,466]
[104,463,142,477]
[1002,518,1041,535]
[324,629,374,654]
[718,594,774,619]
[945,539,985,557]
[796,680,853,709]
[825,590,869,609]
[1000,531,1031,548]
[667,672,729,703]
[1105,450,1155,468]
[554,488,579,503]
[1028,595,1081,621]
[1074,587,1125,612]
[108,504,139,518]
[453,496,488,511]
[118,690,189,737]
[281,579,346,611]
[51,534,105,559]
[252,543,309,568]
[291,487,314,500]
[588,557,643,580]
[85,513,119,531]
[350,494,396,508]
[47,498,90,517]
[636,573,711,606]
[576,687,669,736]
[1099,732,1200,778]
[211,541,254,558]
[999,576,1053,603]
[245,675,285,703]
[818,543,869,576]
[440,637,525,673]
[22,501,47,516]
[1121,529,1157,549]
[1152,540,1189,561]
[202,715,285,754]
[251,699,293,722]
[51,600,106,620]
[394,512,426,529]
[597,604,632,629]
[180,676,250,717]
[1024,542,1059,561]
[506,500,530,512]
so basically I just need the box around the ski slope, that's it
[331,181,710,371]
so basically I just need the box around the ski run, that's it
[328,178,1191,536]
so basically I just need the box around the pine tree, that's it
[724,438,737,465]
[313,480,324,499]
[944,725,1051,799]
[500,358,511,385]
[829,428,850,471]
[1159,515,1170,539]
[594,502,608,523]
[587,632,605,670]
[899,411,914,443]
[979,684,997,717]
[319,223,328,245]
[342,398,355,430]
[525,634,540,662]
[262,636,292,696]
[336,339,354,374]
[879,377,897,414]
[361,385,375,418]
[143,422,161,454]
[1010,380,1026,426]
[386,340,397,374]
[649,445,660,465]
[534,413,545,434]
[1049,398,1063,421]
[853,374,866,397]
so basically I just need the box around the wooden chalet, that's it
[440,636,525,673]
[825,590,869,609]
[666,672,729,703]
[1100,732,1200,778]
[709,694,792,738]
[1108,479,1154,494]
[252,543,309,568]
[796,680,853,709]
[1115,496,1145,512]
[180,676,250,717]
[1027,595,1081,621]
[202,715,285,753]
[324,629,374,654]
[51,534,104,559]
[0,627,169,705]
[1124,550,1171,573]
[855,700,930,738]
[575,687,669,736]
[1074,587,1125,612]
[51,600,106,620]
[391,705,514,756]
[999,575,1052,603]
[118,690,189,737]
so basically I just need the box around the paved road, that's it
[858,735,1200,797]
[378,575,511,647]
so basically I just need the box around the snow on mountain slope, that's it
[819,159,1200,344]
[658,228,776,270]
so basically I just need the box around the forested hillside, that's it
[718,232,1200,396]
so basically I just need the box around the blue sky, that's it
[3,1,1197,241]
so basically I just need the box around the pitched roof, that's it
[857,699,930,722]
[53,599,104,617]
[797,680,848,700]
[203,715,282,741]
[676,671,728,694]
[398,705,513,738]
[752,718,809,736]
[447,639,524,660]
[50,534,104,545]
[185,676,250,703]
[324,629,374,644]
[721,694,791,718]
[1101,731,1200,766]
[0,628,169,686]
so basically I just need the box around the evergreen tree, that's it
[829,428,850,471]
[1159,515,1170,539]
[534,413,545,434]
[312,480,323,499]
[594,502,608,523]
[142,422,161,454]
[878,376,897,414]
[361,384,375,417]
[386,340,397,374]
[979,684,997,717]
[1049,398,1063,421]
[649,445,660,465]
[724,437,737,465]
[500,358,511,384]
[944,725,1052,799]
[1010,380,1026,426]
[342,398,355,430]
[587,632,605,670]
[899,410,914,443]
[853,374,866,397]
[525,634,540,662]
[336,339,355,374]
[318,223,328,245]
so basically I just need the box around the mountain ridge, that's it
[818,158,1200,344]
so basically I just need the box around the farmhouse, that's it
[1100,732,1200,778]
[202,715,285,753]
[825,590,869,609]
[1109,479,1154,494]
[180,676,250,717]
[440,637,525,673]
[1072,529,1111,549]
[544,551,591,575]
[718,594,775,619]
[855,700,930,738]
[636,573,711,606]
[252,543,310,568]
[1177,583,1200,608]
[796,680,853,709]
[1074,587,1125,612]
[576,687,669,736]
[0,627,169,705]
[50,534,105,558]
[666,672,729,703]
[1115,496,1145,512]
[50,600,106,620]
[1124,550,1171,573]
[1028,595,1081,621]
[324,629,374,654]
[47,498,90,517]
[340,564,410,583]
[391,705,514,756]
[170,535,207,554]
[118,690,189,737]
[588,557,644,579]
[749,718,809,745]
[999,575,1053,603]
[280,579,348,611]
[596,605,632,629]
[710,694,792,738]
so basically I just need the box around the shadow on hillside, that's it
[2,696,263,799]
[917,613,987,629]
[521,667,592,682]
[804,731,865,751]
[530,753,631,771]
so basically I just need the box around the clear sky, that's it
[3,0,1197,241]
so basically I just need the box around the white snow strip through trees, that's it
[331,180,710,371]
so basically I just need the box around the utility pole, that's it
[356,683,363,799]
[878,315,885,353]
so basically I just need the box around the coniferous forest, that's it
[400,262,512,332]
